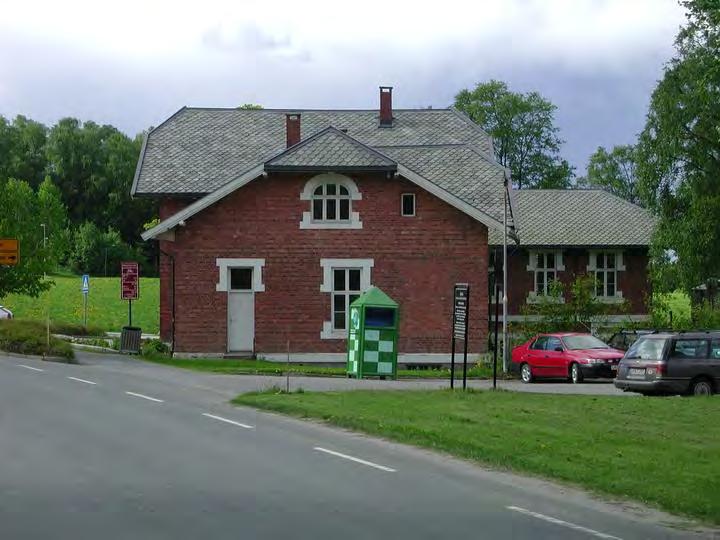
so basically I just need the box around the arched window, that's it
[300,173,362,229]
[312,183,351,222]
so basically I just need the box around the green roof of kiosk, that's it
[351,286,398,308]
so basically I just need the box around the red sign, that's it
[121,261,139,300]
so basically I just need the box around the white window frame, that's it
[587,250,625,303]
[320,258,373,339]
[216,258,265,292]
[300,173,362,229]
[526,250,565,303]
[401,193,416,217]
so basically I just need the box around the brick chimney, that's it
[286,113,301,147]
[379,86,393,127]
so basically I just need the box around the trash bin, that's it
[347,286,399,379]
[120,326,142,354]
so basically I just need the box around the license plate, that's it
[628,368,645,379]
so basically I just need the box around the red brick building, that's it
[136,88,654,360]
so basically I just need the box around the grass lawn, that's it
[0,319,74,359]
[235,389,720,524]
[141,355,504,379]
[1,275,159,334]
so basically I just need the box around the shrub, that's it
[0,319,74,360]
[141,338,169,357]
[50,321,106,336]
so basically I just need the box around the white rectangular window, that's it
[534,252,557,296]
[332,268,362,331]
[595,252,617,297]
[401,193,415,216]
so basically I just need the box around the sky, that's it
[0,0,686,173]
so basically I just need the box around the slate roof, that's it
[488,189,656,247]
[265,127,397,171]
[132,107,494,196]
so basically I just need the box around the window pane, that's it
[607,253,616,269]
[339,199,350,220]
[546,337,562,351]
[607,271,616,297]
[402,194,415,216]
[333,269,345,291]
[349,294,360,306]
[597,254,605,269]
[333,309,346,330]
[326,199,337,220]
[536,271,545,294]
[313,199,323,220]
[339,185,349,195]
[348,270,361,291]
[671,339,708,359]
[596,271,604,296]
[547,271,556,288]
[536,253,544,269]
[230,268,252,291]
[333,293,345,311]
[314,185,323,196]
[326,183,337,195]
[711,339,720,359]
[546,253,555,269]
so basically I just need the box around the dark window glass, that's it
[333,294,345,311]
[546,252,555,269]
[348,269,361,291]
[326,183,337,195]
[596,272,605,296]
[402,194,415,216]
[333,305,346,330]
[230,268,252,291]
[597,255,605,269]
[313,199,323,220]
[711,339,720,359]
[349,294,360,306]
[339,199,350,220]
[531,336,548,350]
[671,339,709,359]
[339,185,349,195]
[536,253,544,269]
[607,253,616,269]
[536,271,545,294]
[333,269,345,291]
[314,185,323,196]
[546,337,563,351]
[326,199,337,220]
[607,272,616,297]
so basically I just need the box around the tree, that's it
[0,178,66,297]
[454,80,574,189]
[237,103,263,110]
[580,145,641,204]
[0,115,48,188]
[636,0,720,293]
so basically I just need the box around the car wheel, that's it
[520,363,533,384]
[690,378,714,396]
[570,363,584,384]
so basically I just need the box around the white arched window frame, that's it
[299,173,363,229]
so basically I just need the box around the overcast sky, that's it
[0,0,685,173]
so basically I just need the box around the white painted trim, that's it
[587,250,625,300]
[319,258,373,339]
[319,259,373,292]
[216,258,266,292]
[397,164,505,232]
[400,193,416,216]
[141,164,265,240]
[526,249,564,271]
[300,173,363,230]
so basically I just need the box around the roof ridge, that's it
[180,107,457,113]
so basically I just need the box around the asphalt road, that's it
[0,352,709,540]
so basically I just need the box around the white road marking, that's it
[18,364,43,372]
[506,506,623,540]
[313,447,396,472]
[67,376,97,385]
[125,391,164,403]
[202,413,254,429]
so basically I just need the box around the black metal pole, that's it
[128,299,133,327]
[462,287,470,391]
[493,284,500,390]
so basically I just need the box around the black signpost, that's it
[493,283,500,390]
[450,283,470,390]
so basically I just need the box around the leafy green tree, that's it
[0,115,48,188]
[69,221,146,276]
[237,103,263,110]
[454,80,574,189]
[636,0,720,293]
[0,178,65,297]
[580,145,640,204]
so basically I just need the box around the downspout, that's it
[502,172,509,373]
[159,246,176,356]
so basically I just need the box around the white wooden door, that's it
[227,268,254,353]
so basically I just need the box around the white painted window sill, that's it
[320,322,347,340]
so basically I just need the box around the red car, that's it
[512,333,624,384]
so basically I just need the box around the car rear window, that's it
[563,335,609,350]
[625,337,667,361]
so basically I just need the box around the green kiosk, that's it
[347,286,399,379]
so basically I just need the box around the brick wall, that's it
[158,172,489,354]
[493,247,650,315]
